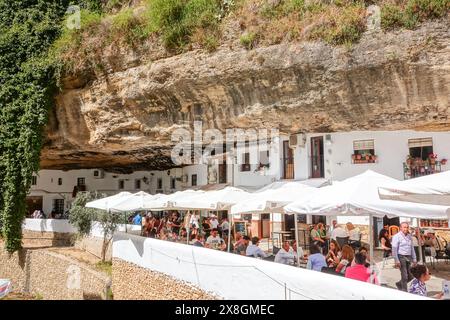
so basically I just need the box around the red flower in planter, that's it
[441,159,447,165]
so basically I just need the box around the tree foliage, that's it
[69,191,122,262]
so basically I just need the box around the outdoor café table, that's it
[271,231,293,248]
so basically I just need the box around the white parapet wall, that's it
[22,219,141,237]
[112,232,427,300]
[22,218,76,233]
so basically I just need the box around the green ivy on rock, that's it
[0,0,103,252]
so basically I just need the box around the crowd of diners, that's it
[131,211,447,298]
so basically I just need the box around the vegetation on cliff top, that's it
[54,0,449,76]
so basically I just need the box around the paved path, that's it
[376,256,449,295]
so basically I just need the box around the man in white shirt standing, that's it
[391,222,417,291]
[330,224,348,241]
[209,215,219,229]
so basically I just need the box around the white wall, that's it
[113,232,426,300]
[22,219,141,237]
[303,130,450,182]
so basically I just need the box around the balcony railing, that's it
[403,160,442,179]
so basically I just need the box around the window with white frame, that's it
[408,138,433,161]
[352,139,376,163]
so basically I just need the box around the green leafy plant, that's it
[69,191,122,262]
[240,32,258,49]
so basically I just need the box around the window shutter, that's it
[408,138,433,148]
[353,140,374,151]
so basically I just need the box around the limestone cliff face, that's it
[42,19,450,172]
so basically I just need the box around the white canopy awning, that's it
[172,187,250,210]
[378,171,450,206]
[284,170,450,219]
[231,182,318,214]
[140,189,207,211]
[108,191,159,211]
[85,192,132,211]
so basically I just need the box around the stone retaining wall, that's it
[74,236,112,261]
[112,258,217,300]
[0,242,111,300]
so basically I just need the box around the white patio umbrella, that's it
[108,191,158,212]
[171,187,251,252]
[85,192,132,211]
[231,182,318,265]
[284,170,450,269]
[231,182,316,214]
[284,170,449,219]
[378,170,450,206]
[172,187,250,210]
[143,189,207,211]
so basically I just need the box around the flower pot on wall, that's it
[356,154,362,160]
[365,155,370,161]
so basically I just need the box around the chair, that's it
[389,225,399,238]
[272,246,281,255]
[434,237,450,264]
[336,236,349,249]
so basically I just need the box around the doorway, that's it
[218,162,227,184]
[310,136,324,178]
[282,141,294,179]
[26,196,43,217]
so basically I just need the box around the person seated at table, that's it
[202,217,211,238]
[275,241,302,265]
[379,228,392,259]
[325,240,341,268]
[170,212,182,235]
[346,223,361,249]
[409,264,443,298]
[310,224,325,251]
[234,232,244,247]
[354,246,371,268]
[234,235,250,255]
[423,229,439,258]
[306,244,327,272]
[345,252,379,284]
[132,213,142,226]
[331,224,348,241]
[205,228,226,250]
[335,245,354,275]
[246,237,268,258]
[192,234,205,247]
[179,228,188,242]
[142,216,153,237]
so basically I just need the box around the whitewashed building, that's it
[29,129,450,238]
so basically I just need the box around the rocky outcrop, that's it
[42,19,450,171]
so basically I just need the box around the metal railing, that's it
[403,161,442,180]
